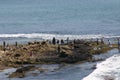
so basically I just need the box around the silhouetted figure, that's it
[101,38,104,44]
[61,39,64,45]
[52,37,56,45]
[3,41,6,51]
[66,37,69,44]
[15,41,18,48]
[96,38,99,45]
[108,39,111,45]
[57,40,59,44]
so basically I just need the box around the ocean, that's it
[0,0,120,80]
[0,0,120,42]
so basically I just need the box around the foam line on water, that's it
[82,54,120,80]
[0,33,119,40]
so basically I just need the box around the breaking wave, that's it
[0,33,119,40]
[83,54,120,80]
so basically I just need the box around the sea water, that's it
[0,0,120,80]
[0,0,120,41]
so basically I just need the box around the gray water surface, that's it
[0,0,120,35]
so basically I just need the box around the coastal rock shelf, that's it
[0,40,117,66]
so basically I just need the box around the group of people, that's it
[2,37,120,54]
[51,37,69,45]
[96,37,120,52]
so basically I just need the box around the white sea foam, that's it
[0,33,118,40]
[83,54,120,80]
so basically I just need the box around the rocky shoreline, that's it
[0,39,118,78]
[0,40,116,64]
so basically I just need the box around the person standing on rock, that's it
[3,41,6,52]
[57,40,59,44]
[61,39,64,45]
[96,38,99,45]
[52,37,56,45]
[73,39,76,44]
[66,37,69,44]
[101,38,104,44]
[108,39,110,45]
[15,41,18,48]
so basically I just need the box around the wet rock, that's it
[0,40,115,65]
[16,66,35,73]
[9,72,25,78]
[8,66,47,78]
[9,66,35,78]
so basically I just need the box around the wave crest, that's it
[0,33,119,40]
